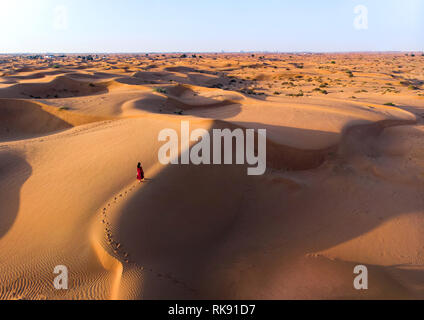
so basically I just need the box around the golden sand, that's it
[0,53,423,299]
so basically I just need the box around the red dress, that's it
[137,167,144,181]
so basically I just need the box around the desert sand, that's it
[0,52,423,300]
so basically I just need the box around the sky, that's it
[0,0,423,53]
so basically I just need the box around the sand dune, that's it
[0,53,423,300]
[0,99,108,142]
[0,76,109,99]
[122,84,244,116]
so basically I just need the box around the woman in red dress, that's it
[137,162,144,182]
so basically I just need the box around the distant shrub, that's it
[384,102,396,106]
[286,90,303,97]
[313,88,328,94]
[211,83,223,89]
[153,88,167,94]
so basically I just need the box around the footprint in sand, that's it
[99,184,197,293]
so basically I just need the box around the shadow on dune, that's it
[164,66,218,76]
[0,99,107,143]
[112,121,336,298]
[128,71,193,85]
[118,69,233,89]
[0,99,73,142]
[4,70,70,81]
[162,65,269,96]
[0,76,108,99]
[115,67,276,101]
[123,85,243,117]
[0,152,32,239]
[114,119,423,299]
[392,105,424,124]
[115,122,251,298]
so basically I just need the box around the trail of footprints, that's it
[100,183,196,294]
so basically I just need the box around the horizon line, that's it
[0,50,423,56]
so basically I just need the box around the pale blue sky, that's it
[0,0,423,53]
